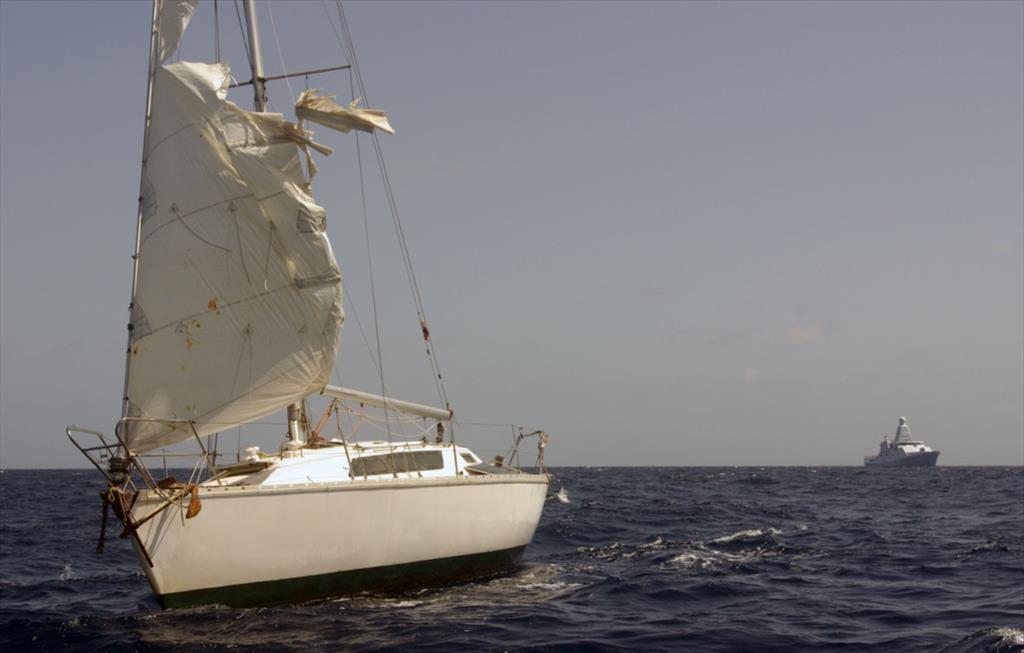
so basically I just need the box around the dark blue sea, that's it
[1,467,1022,652]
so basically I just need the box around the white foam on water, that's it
[556,487,570,503]
[449,564,582,605]
[991,628,1024,645]
[666,526,806,571]
[710,527,782,544]
[668,545,760,569]
[668,552,716,570]
[58,563,79,582]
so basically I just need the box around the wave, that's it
[668,526,821,571]
[961,538,1013,557]
[547,487,570,504]
[940,627,1024,652]
[709,527,782,544]
[58,564,80,583]
[3,467,1022,651]
[573,527,824,573]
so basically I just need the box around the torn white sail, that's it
[295,90,395,135]
[125,38,343,451]
[155,0,198,66]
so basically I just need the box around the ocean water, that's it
[1,467,1022,652]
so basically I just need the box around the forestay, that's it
[124,0,345,452]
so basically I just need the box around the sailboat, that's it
[67,0,550,609]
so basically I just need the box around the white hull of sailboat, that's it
[130,474,549,608]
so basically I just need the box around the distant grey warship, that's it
[864,417,939,467]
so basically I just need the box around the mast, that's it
[894,416,911,443]
[242,0,305,442]
[120,0,162,426]
[242,0,268,112]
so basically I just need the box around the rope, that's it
[96,492,110,553]
[185,485,202,519]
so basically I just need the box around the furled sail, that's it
[295,90,395,135]
[124,4,343,453]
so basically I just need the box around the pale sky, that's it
[1,0,1021,467]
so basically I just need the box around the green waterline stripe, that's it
[158,545,527,609]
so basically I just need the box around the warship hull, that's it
[864,451,940,468]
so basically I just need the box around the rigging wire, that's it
[232,0,253,75]
[316,0,398,441]
[340,281,387,396]
[331,1,454,426]
[353,114,394,445]
[320,1,344,55]
[265,0,297,106]
[321,1,393,446]
[313,3,388,428]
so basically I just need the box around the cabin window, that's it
[460,453,478,463]
[351,450,445,477]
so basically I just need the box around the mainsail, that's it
[124,0,344,452]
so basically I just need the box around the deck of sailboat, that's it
[192,440,538,490]
[142,471,549,504]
